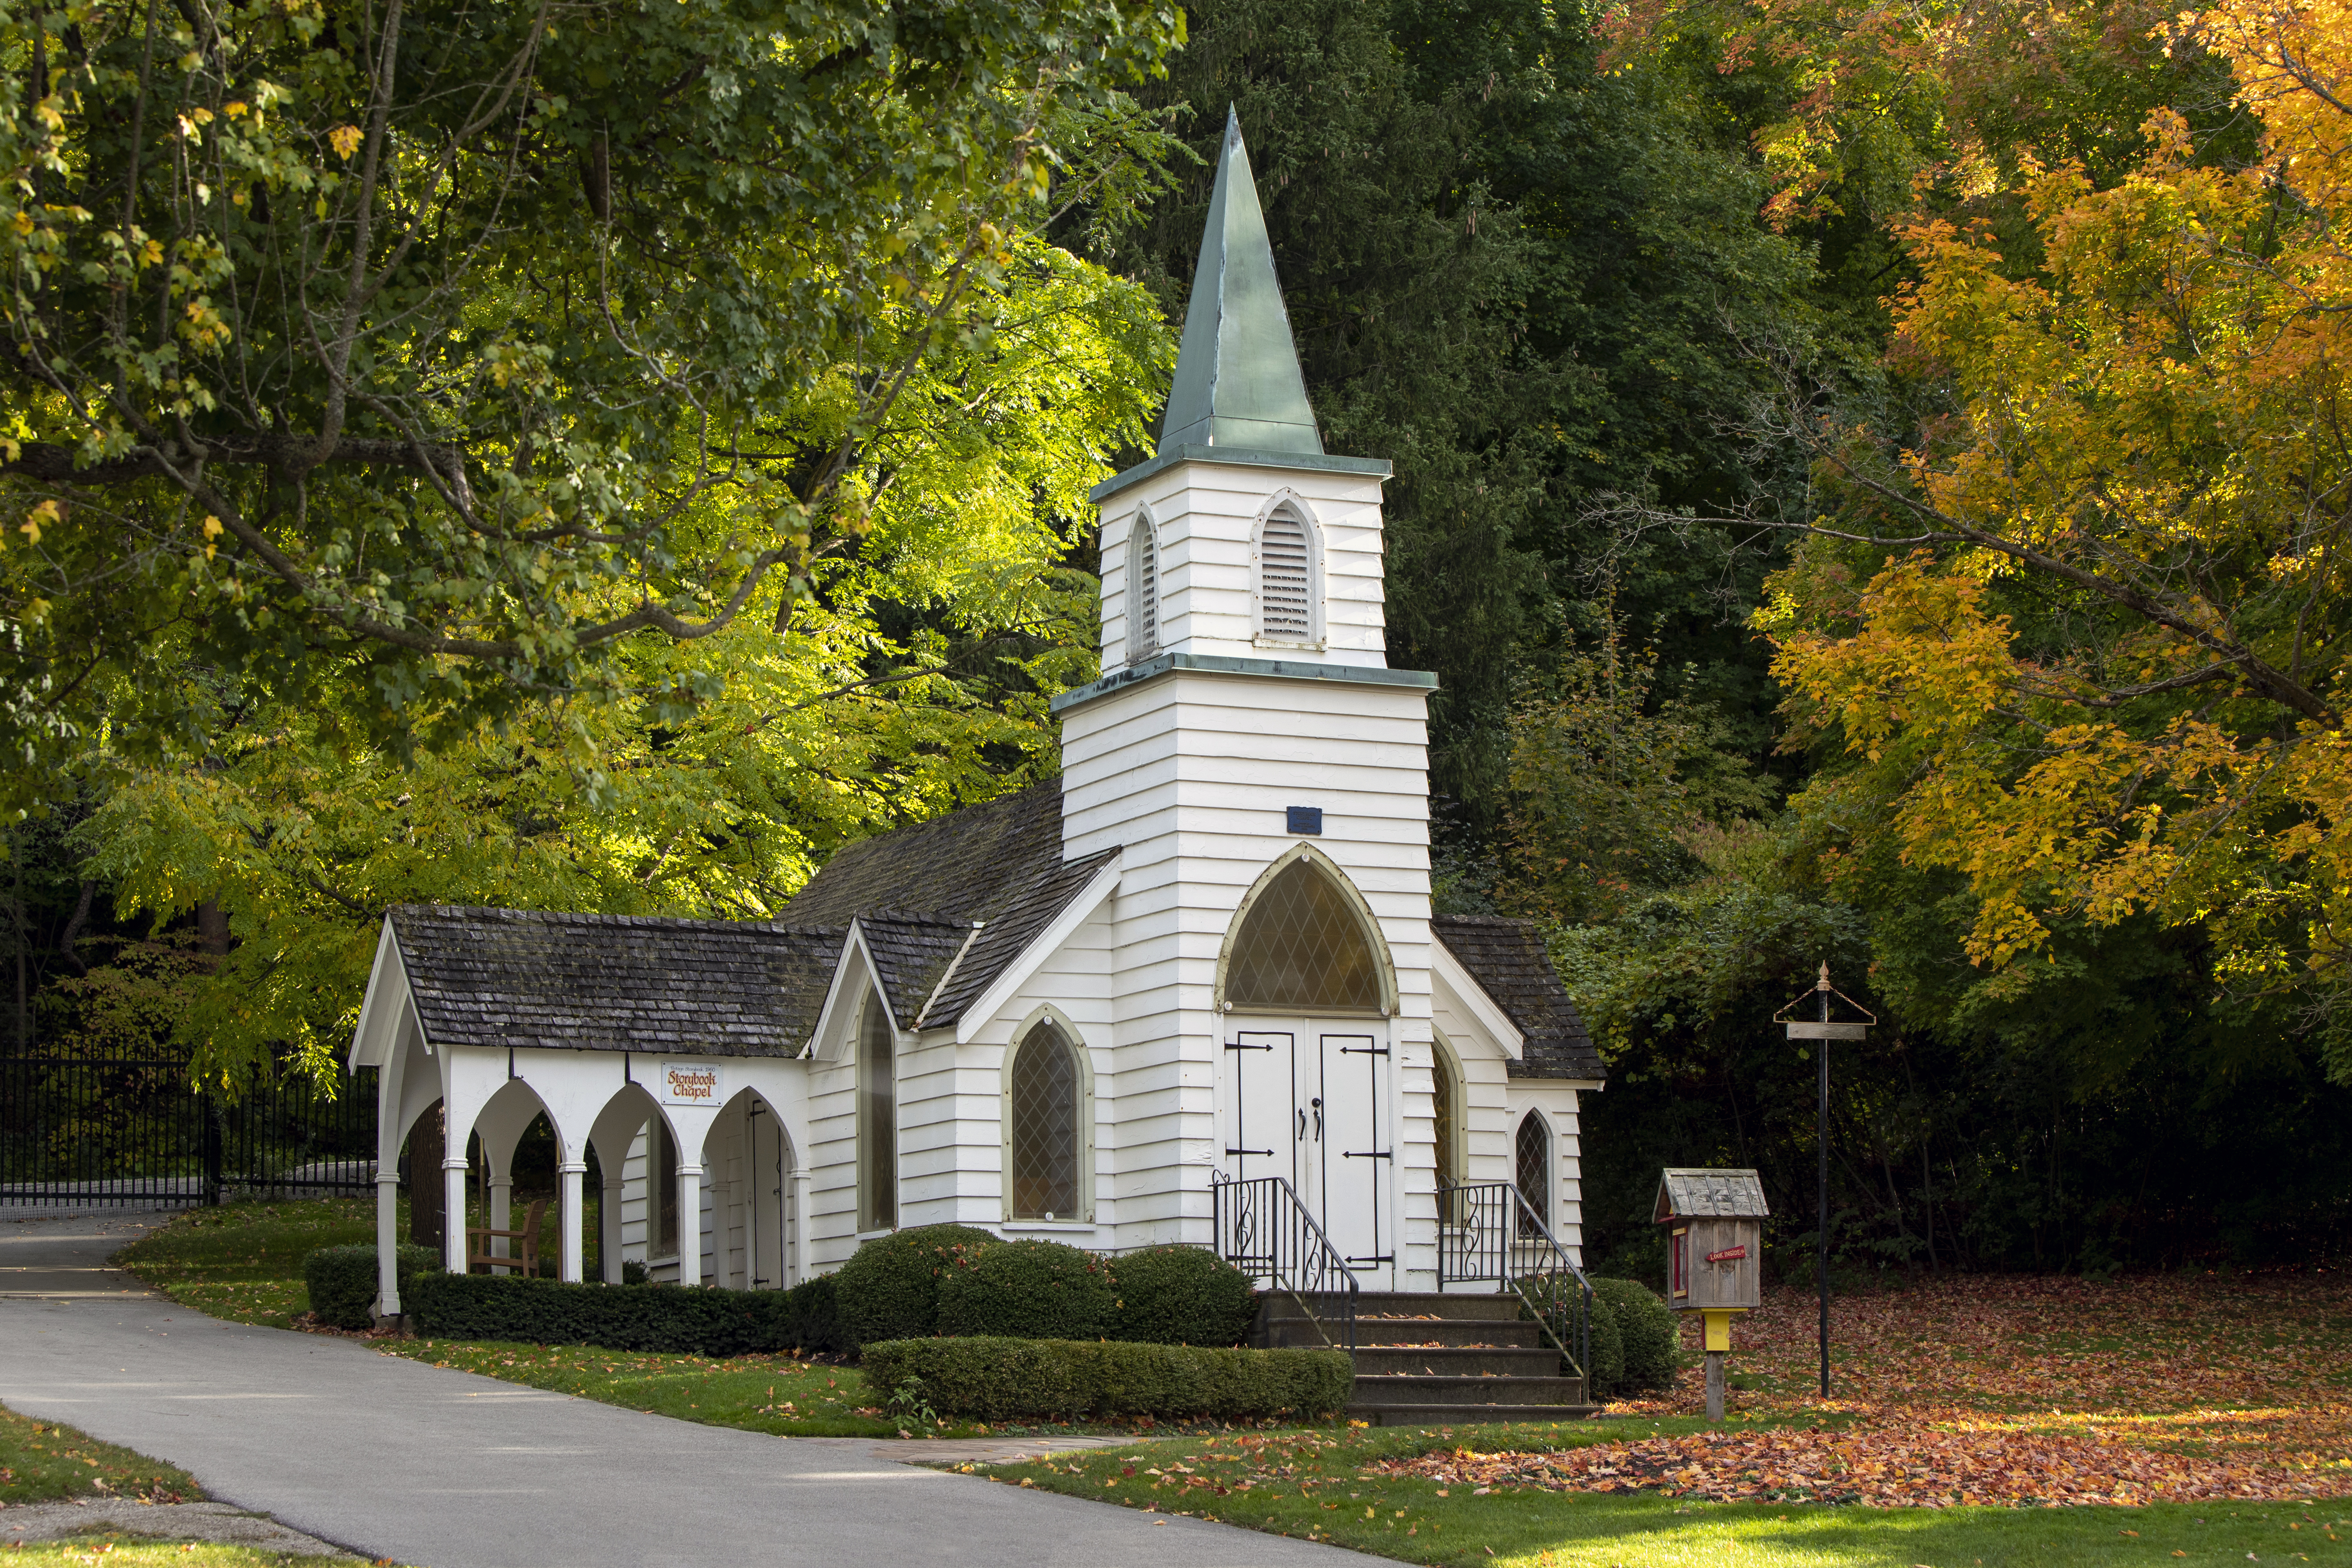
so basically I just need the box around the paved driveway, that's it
[0,1213,1379,1568]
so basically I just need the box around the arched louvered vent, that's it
[1256,507,1313,641]
[1129,515,1159,661]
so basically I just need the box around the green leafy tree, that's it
[67,238,1170,1086]
[0,0,1182,769]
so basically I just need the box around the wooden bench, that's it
[467,1197,549,1276]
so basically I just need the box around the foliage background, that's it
[7,0,2351,1279]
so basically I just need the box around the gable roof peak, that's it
[1158,108,1323,458]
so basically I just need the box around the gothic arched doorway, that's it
[1218,847,1396,1282]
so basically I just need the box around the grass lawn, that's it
[977,1424,2352,1566]
[115,1198,391,1330]
[1,1540,356,1566]
[372,1338,965,1438]
[0,1403,200,1507]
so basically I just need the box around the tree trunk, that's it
[195,900,230,958]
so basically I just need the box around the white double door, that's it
[1224,1020,1392,1281]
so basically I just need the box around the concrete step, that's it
[1349,1374,1589,1407]
[1351,1345,1565,1378]
[1347,1402,1601,1428]
[1349,1317,1545,1349]
[1255,1310,1544,1349]
[1299,1291,1526,1322]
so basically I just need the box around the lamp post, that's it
[1777,964,1873,1400]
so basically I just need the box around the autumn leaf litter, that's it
[1369,1272,2352,1508]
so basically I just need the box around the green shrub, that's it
[1515,1271,1622,1393]
[304,1243,440,1330]
[1106,1247,1256,1346]
[935,1239,1114,1340]
[404,1270,845,1355]
[1592,1276,1676,1393]
[832,1224,997,1349]
[859,1337,1352,1422]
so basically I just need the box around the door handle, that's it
[1297,1109,1307,1142]
[1312,1098,1323,1140]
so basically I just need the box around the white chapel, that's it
[346,112,1605,1321]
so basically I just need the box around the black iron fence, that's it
[0,1045,377,1208]
[1211,1171,1360,1351]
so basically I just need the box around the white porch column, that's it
[602,1166,626,1284]
[790,1169,813,1288]
[676,1164,703,1287]
[557,1161,586,1283]
[443,1156,469,1274]
[375,1169,402,1317]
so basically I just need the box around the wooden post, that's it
[1702,1308,1732,1422]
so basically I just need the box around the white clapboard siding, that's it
[1057,535,1438,1272]
[621,1127,649,1264]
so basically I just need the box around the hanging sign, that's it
[658,1062,723,1106]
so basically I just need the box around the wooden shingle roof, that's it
[389,906,840,1057]
[782,781,1065,927]
[785,779,1117,1031]
[1654,1168,1769,1221]
[1432,914,1605,1082]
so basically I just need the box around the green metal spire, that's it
[1157,109,1324,457]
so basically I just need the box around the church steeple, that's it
[1157,110,1323,457]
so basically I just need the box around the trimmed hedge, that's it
[860,1337,1352,1422]
[404,1270,845,1355]
[935,1239,1113,1340]
[832,1224,997,1349]
[304,1243,441,1330]
[1592,1276,1677,1393]
[1107,1246,1255,1347]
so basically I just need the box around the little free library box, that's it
[1656,1167,1767,1315]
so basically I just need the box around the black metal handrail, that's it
[1210,1171,1360,1353]
[1437,1179,1593,1382]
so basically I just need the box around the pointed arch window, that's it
[1515,1110,1551,1236]
[1128,513,1160,662]
[859,989,896,1232]
[1254,504,1316,643]
[1225,857,1383,1013]
[1007,1020,1083,1220]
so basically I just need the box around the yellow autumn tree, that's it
[1759,0,2352,1065]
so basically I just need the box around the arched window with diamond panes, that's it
[1007,1020,1083,1220]
[1515,1110,1551,1235]
[859,990,896,1232]
[1224,853,1387,1014]
[1128,512,1159,663]
[1253,502,1317,643]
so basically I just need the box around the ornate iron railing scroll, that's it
[1210,1171,1359,1353]
[1437,1179,1592,1384]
